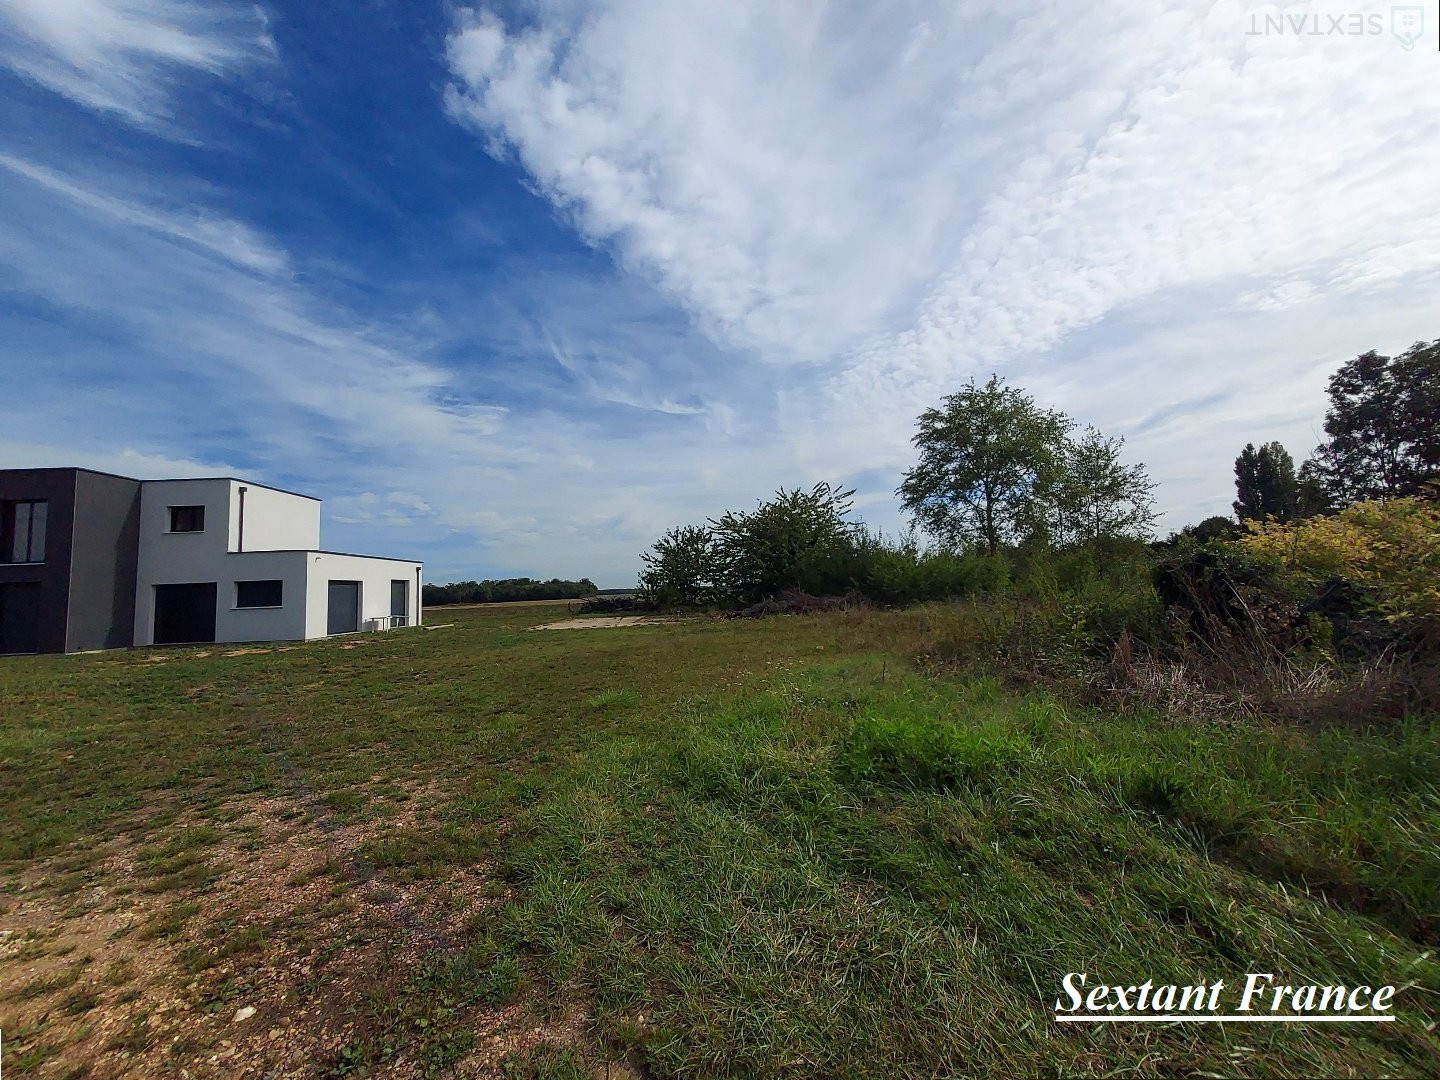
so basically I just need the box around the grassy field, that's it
[1,604,1438,1078]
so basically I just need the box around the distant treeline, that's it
[423,577,599,606]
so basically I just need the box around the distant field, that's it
[1,603,1437,1078]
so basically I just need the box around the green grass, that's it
[2,603,1438,1076]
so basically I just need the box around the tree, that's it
[709,483,861,604]
[1296,458,1332,518]
[898,376,1072,554]
[1173,516,1242,543]
[1310,340,1440,504]
[1233,441,1299,521]
[1048,428,1157,545]
[638,525,716,607]
[422,577,598,605]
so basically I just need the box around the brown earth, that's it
[0,783,622,1078]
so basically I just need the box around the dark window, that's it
[235,580,283,608]
[390,579,409,624]
[153,583,217,645]
[1,500,47,563]
[169,505,205,532]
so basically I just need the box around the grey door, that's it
[390,579,408,625]
[327,580,360,635]
[153,583,217,645]
[0,582,41,654]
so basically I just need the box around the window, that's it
[168,505,205,533]
[235,580,283,608]
[1,500,47,563]
[390,579,409,625]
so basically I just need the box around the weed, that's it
[138,899,200,940]
[60,985,102,1014]
[839,710,1031,790]
[502,1044,590,1080]
[587,688,640,712]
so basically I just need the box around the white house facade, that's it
[0,468,421,653]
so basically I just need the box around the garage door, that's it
[327,580,360,635]
[153,583,217,645]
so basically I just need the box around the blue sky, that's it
[1,1,1437,586]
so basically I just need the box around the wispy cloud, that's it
[4,1,1438,589]
[0,148,788,582]
[446,0,1440,534]
[0,154,289,273]
[0,0,795,583]
[0,0,272,126]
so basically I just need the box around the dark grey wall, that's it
[0,468,77,654]
[67,471,141,651]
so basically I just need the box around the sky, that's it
[1,1,1437,586]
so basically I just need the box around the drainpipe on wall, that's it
[416,566,422,627]
[237,486,247,552]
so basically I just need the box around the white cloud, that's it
[0,153,789,584]
[0,155,515,465]
[0,154,289,274]
[0,0,272,125]
[6,1,1439,589]
[446,0,1440,533]
[0,438,238,480]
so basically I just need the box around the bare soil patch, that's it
[0,784,591,1078]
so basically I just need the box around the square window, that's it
[235,580,283,608]
[1,500,47,563]
[169,505,205,532]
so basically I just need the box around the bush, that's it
[638,525,717,608]
[851,537,1012,606]
[638,484,1162,615]
[710,483,864,605]
[1239,496,1440,637]
[1152,541,1296,643]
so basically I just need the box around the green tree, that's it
[1233,441,1299,521]
[898,376,1072,554]
[422,577,597,605]
[710,483,861,604]
[1310,340,1440,503]
[1172,516,1241,543]
[1047,428,1157,544]
[1296,458,1333,518]
[638,525,716,607]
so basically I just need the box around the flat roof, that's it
[0,467,322,501]
[0,465,135,484]
[143,477,322,501]
[238,549,422,564]
[0,467,324,502]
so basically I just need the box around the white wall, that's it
[232,482,320,552]
[132,477,420,646]
[134,478,233,645]
[302,554,422,639]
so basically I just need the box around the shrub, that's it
[848,536,1012,606]
[710,483,864,605]
[639,525,717,607]
[1239,496,1440,634]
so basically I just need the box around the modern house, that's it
[0,468,421,654]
